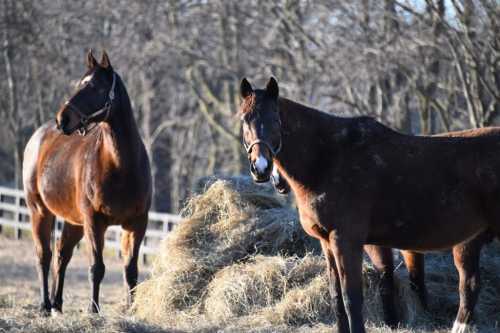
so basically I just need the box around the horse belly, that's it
[37,142,83,224]
[38,166,82,223]
[367,201,488,251]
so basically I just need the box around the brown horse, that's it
[239,77,500,333]
[23,50,151,314]
[271,127,500,327]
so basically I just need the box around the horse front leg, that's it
[83,215,107,313]
[330,232,365,333]
[31,210,55,314]
[400,250,427,309]
[451,239,483,333]
[364,245,398,328]
[121,215,147,307]
[320,240,349,333]
[51,222,83,314]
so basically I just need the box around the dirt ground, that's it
[0,234,171,333]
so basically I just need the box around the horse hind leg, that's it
[121,215,147,307]
[451,238,483,333]
[401,250,428,309]
[364,245,399,328]
[51,222,83,314]
[31,208,55,314]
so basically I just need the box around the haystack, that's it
[132,177,317,327]
[132,176,500,332]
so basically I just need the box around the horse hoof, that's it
[452,321,473,333]
[39,303,51,316]
[51,308,63,317]
[383,317,399,330]
[87,304,101,314]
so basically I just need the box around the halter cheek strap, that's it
[65,72,116,136]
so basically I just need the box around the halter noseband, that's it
[65,72,116,136]
[244,137,282,157]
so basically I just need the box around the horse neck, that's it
[99,76,142,170]
[274,98,331,189]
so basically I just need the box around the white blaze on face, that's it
[254,155,268,174]
[80,74,93,86]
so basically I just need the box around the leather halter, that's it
[242,112,283,157]
[244,138,282,157]
[65,72,116,136]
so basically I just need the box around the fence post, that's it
[15,192,22,240]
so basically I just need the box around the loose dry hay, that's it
[204,254,326,324]
[132,176,500,332]
[132,177,315,328]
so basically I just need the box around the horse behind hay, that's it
[23,50,151,314]
[238,77,499,333]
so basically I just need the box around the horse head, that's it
[56,49,116,135]
[239,77,282,183]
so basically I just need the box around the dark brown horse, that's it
[271,127,500,327]
[23,50,151,314]
[239,77,499,333]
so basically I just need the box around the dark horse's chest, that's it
[83,154,150,221]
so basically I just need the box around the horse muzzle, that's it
[250,155,272,183]
[272,175,290,194]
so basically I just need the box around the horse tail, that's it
[484,229,499,242]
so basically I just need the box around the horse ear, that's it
[240,78,253,99]
[86,49,98,69]
[266,77,279,99]
[100,50,112,70]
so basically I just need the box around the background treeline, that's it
[0,0,498,212]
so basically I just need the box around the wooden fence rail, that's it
[0,185,182,263]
